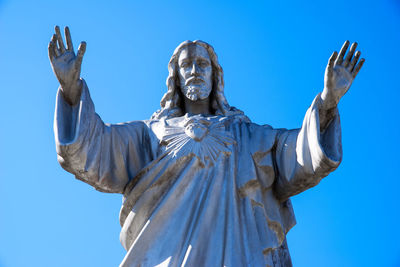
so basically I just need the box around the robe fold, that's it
[54,81,342,267]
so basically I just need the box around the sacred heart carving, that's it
[184,123,209,142]
[161,116,235,165]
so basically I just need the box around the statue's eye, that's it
[198,61,210,68]
[180,62,189,68]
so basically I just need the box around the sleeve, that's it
[273,93,342,201]
[54,80,156,194]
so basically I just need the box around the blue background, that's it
[0,0,399,266]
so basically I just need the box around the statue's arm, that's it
[273,95,342,201]
[273,41,365,201]
[54,82,153,193]
[51,26,153,193]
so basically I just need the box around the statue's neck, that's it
[183,97,212,116]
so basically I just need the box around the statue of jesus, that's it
[49,26,364,267]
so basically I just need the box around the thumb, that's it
[75,41,87,71]
[327,51,337,71]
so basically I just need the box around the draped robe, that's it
[54,81,342,267]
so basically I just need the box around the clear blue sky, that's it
[0,0,399,266]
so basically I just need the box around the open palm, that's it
[48,26,86,105]
[322,41,365,110]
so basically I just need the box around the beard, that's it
[181,84,212,101]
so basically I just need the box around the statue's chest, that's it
[154,115,236,165]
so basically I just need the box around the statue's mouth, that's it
[186,77,204,86]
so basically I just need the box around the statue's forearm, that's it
[319,105,337,131]
[275,94,342,201]
[60,78,83,106]
[319,91,339,131]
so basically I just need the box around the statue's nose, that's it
[190,63,198,75]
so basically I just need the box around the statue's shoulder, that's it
[109,120,149,128]
[228,117,274,131]
[240,121,282,141]
[103,120,152,137]
[249,122,274,130]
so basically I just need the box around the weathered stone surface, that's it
[49,26,364,266]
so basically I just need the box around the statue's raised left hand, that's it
[321,41,365,110]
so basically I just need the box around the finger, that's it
[344,42,357,67]
[55,25,66,53]
[328,51,338,69]
[352,58,365,78]
[51,34,60,57]
[75,41,87,70]
[65,26,74,52]
[349,51,361,72]
[335,40,350,65]
[48,41,56,61]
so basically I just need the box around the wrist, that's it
[321,89,338,110]
[60,79,83,106]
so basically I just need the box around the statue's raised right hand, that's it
[49,26,86,105]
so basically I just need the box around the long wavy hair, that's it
[151,40,248,121]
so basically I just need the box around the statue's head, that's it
[151,40,247,120]
[177,43,213,101]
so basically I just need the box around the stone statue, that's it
[49,26,364,267]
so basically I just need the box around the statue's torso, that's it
[119,114,294,267]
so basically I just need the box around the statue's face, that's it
[178,44,212,101]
